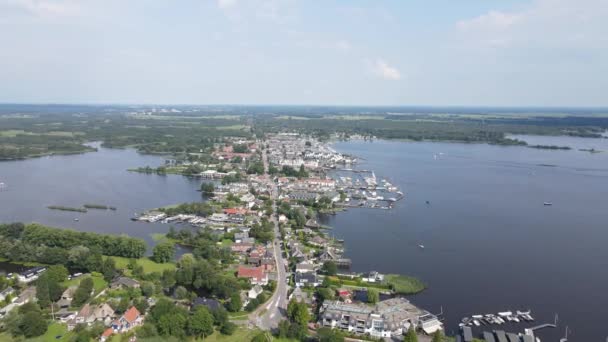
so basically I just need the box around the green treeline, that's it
[0,223,146,261]
[47,205,87,213]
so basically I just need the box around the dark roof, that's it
[112,277,139,288]
[462,326,473,341]
[495,330,508,342]
[295,272,318,283]
[192,297,221,311]
[483,332,497,342]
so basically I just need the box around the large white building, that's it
[319,297,443,338]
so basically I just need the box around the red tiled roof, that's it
[237,266,265,281]
[102,328,113,337]
[123,306,140,323]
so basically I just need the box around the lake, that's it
[321,136,608,342]
[1,137,607,341]
[0,143,203,248]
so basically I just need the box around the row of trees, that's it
[0,223,146,258]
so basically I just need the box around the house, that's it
[304,219,321,229]
[234,232,249,243]
[110,277,140,290]
[100,328,113,342]
[248,285,264,299]
[111,306,142,332]
[68,303,115,330]
[361,271,384,283]
[192,297,221,311]
[309,235,328,247]
[237,266,268,285]
[295,262,315,273]
[336,288,352,303]
[289,287,312,305]
[294,272,319,288]
[0,287,15,302]
[57,286,77,309]
[231,242,254,254]
[17,266,46,283]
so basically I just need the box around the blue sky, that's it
[0,0,606,106]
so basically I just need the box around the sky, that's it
[0,0,607,106]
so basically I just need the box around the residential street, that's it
[249,142,289,330]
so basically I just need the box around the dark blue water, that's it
[0,143,203,247]
[322,137,608,342]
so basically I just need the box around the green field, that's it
[61,273,108,295]
[110,256,176,274]
[23,322,74,342]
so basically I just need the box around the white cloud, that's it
[455,0,608,50]
[457,10,522,31]
[371,59,401,81]
[0,0,80,18]
[217,0,237,11]
[336,40,351,51]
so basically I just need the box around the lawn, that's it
[110,256,175,274]
[26,322,74,342]
[61,273,108,295]
[204,328,262,342]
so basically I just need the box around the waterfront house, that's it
[17,266,46,283]
[319,297,442,338]
[309,235,328,247]
[361,271,384,283]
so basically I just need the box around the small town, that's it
[0,131,557,342]
[0,133,450,342]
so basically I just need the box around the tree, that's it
[287,299,310,326]
[36,273,63,308]
[161,269,176,289]
[100,257,117,282]
[175,285,189,299]
[152,241,175,263]
[322,261,337,275]
[277,320,290,338]
[133,298,149,314]
[226,292,242,312]
[252,332,271,342]
[158,313,187,337]
[46,265,69,283]
[188,306,214,338]
[404,326,418,342]
[431,330,445,342]
[200,182,215,195]
[141,281,156,297]
[220,321,236,335]
[367,288,379,304]
[19,311,47,338]
[116,297,130,314]
[72,277,94,307]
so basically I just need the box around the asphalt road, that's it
[249,143,289,330]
